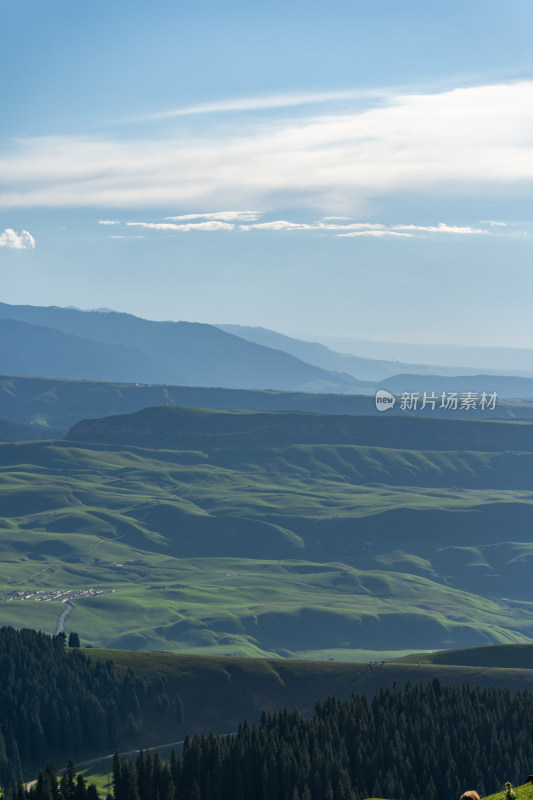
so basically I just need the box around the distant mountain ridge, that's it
[3,373,533,433]
[67,404,533,452]
[3,301,533,399]
[381,372,533,399]
[0,302,369,394]
[218,324,533,380]
[0,318,170,384]
[217,323,421,381]
[314,334,533,373]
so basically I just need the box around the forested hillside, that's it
[18,681,533,800]
[107,681,533,800]
[131,680,533,800]
[0,628,167,792]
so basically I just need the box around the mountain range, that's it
[218,324,533,380]
[2,302,533,398]
[0,302,367,393]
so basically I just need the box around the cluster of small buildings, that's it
[3,587,115,602]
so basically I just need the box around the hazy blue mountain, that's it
[217,323,418,380]
[0,302,369,393]
[382,372,533,399]
[218,324,533,380]
[315,334,533,374]
[0,318,169,383]
[3,302,533,399]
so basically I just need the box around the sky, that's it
[1,0,533,346]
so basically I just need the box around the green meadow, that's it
[3,419,533,657]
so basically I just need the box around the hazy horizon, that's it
[2,1,533,346]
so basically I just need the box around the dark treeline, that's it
[0,628,167,793]
[12,762,99,800]
[106,681,533,800]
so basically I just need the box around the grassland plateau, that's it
[0,406,533,659]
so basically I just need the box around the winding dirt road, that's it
[54,600,75,635]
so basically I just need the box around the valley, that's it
[2,407,533,658]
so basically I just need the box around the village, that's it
[3,587,116,602]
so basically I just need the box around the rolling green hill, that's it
[485,782,533,800]
[0,417,62,441]
[67,405,533,452]
[3,404,533,656]
[4,373,533,435]
[0,374,378,432]
[395,642,533,668]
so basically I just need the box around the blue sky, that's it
[1,0,533,346]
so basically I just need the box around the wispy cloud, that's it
[164,211,261,223]
[392,223,488,234]
[241,220,315,231]
[2,81,532,211]
[131,89,388,121]
[0,228,35,249]
[337,230,413,238]
[98,219,120,225]
[481,220,507,227]
[126,220,234,232]
[126,213,499,239]
[240,220,386,231]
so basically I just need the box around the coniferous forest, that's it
[12,679,533,800]
[0,628,164,793]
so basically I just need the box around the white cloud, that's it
[164,211,261,222]
[121,215,502,239]
[1,81,533,211]
[337,230,413,238]
[126,220,234,231]
[0,228,35,249]
[110,234,144,239]
[241,220,315,231]
[240,220,386,231]
[392,223,488,234]
[480,220,507,227]
[131,89,387,121]
[98,219,120,225]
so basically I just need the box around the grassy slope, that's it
[3,434,533,655]
[5,407,533,657]
[62,647,533,792]
[84,646,533,743]
[485,783,533,800]
[395,643,533,668]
